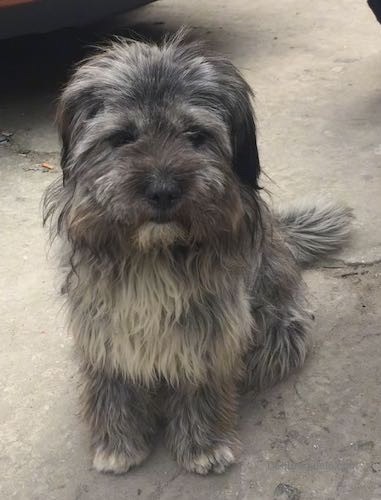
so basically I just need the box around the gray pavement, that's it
[0,1,381,499]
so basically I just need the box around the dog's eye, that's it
[184,128,208,148]
[109,129,138,147]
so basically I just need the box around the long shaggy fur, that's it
[43,31,351,475]
[277,198,352,265]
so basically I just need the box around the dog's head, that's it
[56,33,261,251]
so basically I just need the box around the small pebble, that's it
[274,483,301,500]
[371,462,381,473]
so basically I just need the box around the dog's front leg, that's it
[165,378,239,474]
[80,366,157,474]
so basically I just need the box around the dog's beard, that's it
[134,221,188,251]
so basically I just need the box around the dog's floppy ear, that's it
[57,85,101,185]
[230,94,261,190]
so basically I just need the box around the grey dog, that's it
[44,31,352,475]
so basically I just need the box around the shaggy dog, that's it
[44,32,351,475]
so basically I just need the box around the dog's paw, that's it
[93,447,148,474]
[184,445,236,475]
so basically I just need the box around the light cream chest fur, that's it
[69,254,252,385]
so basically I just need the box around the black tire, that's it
[368,0,381,23]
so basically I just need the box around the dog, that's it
[43,31,352,475]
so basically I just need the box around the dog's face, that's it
[58,35,261,250]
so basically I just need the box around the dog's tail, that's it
[276,199,353,265]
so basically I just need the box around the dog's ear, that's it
[57,86,101,185]
[230,95,261,190]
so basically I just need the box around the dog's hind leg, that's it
[80,365,157,474]
[242,224,312,391]
[244,302,310,391]
[165,379,240,475]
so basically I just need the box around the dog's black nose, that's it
[145,183,182,211]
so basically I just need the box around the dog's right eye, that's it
[184,128,208,149]
[109,129,138,147]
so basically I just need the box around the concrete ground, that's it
[0,0,380,498]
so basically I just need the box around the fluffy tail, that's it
[276,199,353,265]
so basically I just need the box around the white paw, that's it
[186,445,236,475]
[93,447,148,474]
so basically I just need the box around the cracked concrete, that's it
[0,1,381,499]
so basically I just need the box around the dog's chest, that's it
[72,255,252,385]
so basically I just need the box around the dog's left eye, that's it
[184,128,208,148]
[109,129,138,147]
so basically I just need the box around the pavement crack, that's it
[326,258,381,268]
[317,259,381,273]
[4,140,59,163]
[339,270,369,278]
[358,332,381,344]
[148,469,184,500]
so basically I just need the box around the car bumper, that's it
[0,0,156,39]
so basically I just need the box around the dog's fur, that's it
[43,32,352,475]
